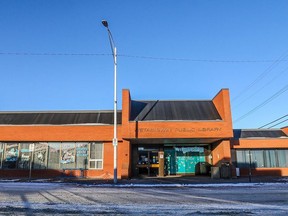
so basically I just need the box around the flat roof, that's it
[0,111,122,125]
[233,129,288,139]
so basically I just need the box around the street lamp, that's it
[102,20,118,184]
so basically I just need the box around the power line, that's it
[0,51,287,63]
[231,50,288,102]
[258,114,288,128]
[233,84,288,123]
[233,64,288,110]
[0,52,110,56]
[118,54,279,63]
[267,118,288,129]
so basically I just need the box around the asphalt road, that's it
[0,182,287,215]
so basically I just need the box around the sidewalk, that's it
[77,175,288,185]
[1,175,288,186]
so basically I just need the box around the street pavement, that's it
[72,175,288,187]
[1,174,288,186]
[0,178,287,215]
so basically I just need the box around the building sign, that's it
[138,127,222,133]
[175,147,204,153]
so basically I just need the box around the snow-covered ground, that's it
[0,182,287,215]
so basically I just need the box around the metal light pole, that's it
[248,149,252,183]
[102,20,118,184]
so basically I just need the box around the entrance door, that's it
[137,149,159,176]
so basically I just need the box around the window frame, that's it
[236,149,288,168]
[88,142,104,170]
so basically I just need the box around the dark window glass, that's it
[33,143,48,169]
[3,143,19,169]
[277,150,288,168]
[236,150,249,168]
[76,143,88,169]
[0,143,3,168]
[18,143,31,169]
[60,143,76,169]
[48,143,60,169]
[264,150,277,167]
[251,150,264,168]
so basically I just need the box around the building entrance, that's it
[132,144,211,177]
[137,149,159,176]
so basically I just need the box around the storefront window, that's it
[278,149,288,167]
[33,143,48,169]
[18,143,31,169]
[3,143,19,169]
[235,150,249,168]
[76,143,88,169]
[48,143,60,169]
[89,143,103,169]
[236,149,288,168]
[0,143,3,168]
[264,150,277,168]
[60,143,76,169]
[0,142,101,170]
[164,146,206,175]
[251,150,264,168]
[175,147,205,174]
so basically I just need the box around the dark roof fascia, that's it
[130,100,221,121]
[0,110,118,114]
[0,110,122,125]
[131,120,223,123]
[233,129,288,139]
[134,99,212,103]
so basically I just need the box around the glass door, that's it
[137,148,159,176]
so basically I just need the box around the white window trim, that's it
[88,143,103,170]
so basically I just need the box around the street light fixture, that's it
[102,20,118,184]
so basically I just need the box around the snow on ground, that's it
[0,198,287,215]
[0,181,287,215]
[1,181,287,188]
[82,182,288,188]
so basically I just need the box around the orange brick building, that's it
[0,89,287,179]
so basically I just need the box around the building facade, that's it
[0,89,287,179]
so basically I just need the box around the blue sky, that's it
[0,0,288,129]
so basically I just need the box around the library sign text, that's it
[138,127,222,133]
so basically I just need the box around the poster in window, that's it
[61,143,75,164]
[6,145,18,162]
[34,143,48,169]
[76,143,88,169]
[3,143,19,169]
[19,149,30,169]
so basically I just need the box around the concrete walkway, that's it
[47,175,288,185]
[1,175,288,186]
